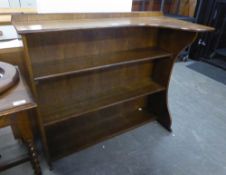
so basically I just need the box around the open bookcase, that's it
[12,12,213,165]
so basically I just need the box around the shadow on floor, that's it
[186,61,226,85]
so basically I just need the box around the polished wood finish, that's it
[0,70,35,116]
[12,12,213,165]
[0,41,24,128]
[0,70,41,174]
[12,12,213,34]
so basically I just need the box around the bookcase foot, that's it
[148,91,172,132]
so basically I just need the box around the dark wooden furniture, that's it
[0,67,41,174]
[12,12,213,166]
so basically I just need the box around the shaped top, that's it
[12,12,214,34]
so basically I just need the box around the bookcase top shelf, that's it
[12,12,214,34]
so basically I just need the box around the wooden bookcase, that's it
[12,12,213,165]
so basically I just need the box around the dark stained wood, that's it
[13,110,41,175]
[25,27,159,80]
[0,69,36,116]
[12,12,213,165]
[34,47,171,81]
[0,71,41,174]
[150,29,198,131]
[12,12,214,34]
[42,79,164,126]
[46,97,156,160]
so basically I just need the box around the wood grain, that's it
[12,12,214,34]
[0,70,36,116]
[46,97,156,160]
[16,12,213,164]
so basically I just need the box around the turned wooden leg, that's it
[13,110,42,175]
[26,140,41,175]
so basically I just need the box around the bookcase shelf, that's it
[45,97,156,160]
[12,12,212,165]
[43,79,165,126]
[34,47,171,81]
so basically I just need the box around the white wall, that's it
[37,0,132,13]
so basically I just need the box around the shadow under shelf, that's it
[45,96,157,161]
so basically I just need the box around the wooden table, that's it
[0,70,41,174]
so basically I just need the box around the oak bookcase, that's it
[12,12,213,166]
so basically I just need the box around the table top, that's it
[0,70,36,116]
[12,12,214,34]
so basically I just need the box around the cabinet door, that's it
[0,0,10,8]
[20,0,37,8]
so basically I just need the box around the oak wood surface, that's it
[34,47,171,81]
[0,71,40,174]
[15,12,213,164]
[36,60,163,124]
[12,12,214,34]
[46,97,156,160]
[0,69,36,116]
[42,78,164,126]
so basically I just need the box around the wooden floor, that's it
[1,61,226,175]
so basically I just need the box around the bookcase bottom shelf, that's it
[41,79,165,125]
[45,97,157,160]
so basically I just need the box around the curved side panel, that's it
[150,29,197,132]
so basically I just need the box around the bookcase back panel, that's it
[37,61,154,124]
[26,27,158,78]
[45,96,154,160]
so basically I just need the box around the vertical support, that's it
[148,91,172,131]
[10,114,20,139]
[22,35,52,167]
[149,29,197,132]
[13,110,41,175]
